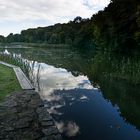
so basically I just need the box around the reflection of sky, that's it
[32,62,98,137]
[33,62,96,100]
[56,121,80,137]
[2,49,140,139]
[32,62,140,140]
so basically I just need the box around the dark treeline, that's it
[0,0,140,53]
[92,0,140,53]
[0,17,92,47]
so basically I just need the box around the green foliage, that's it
[0,35,5,43]
[134,5,140,44]
[92,0,140,53]
[90,51,140,85]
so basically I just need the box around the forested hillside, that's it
[92,0,140,53]
[0,0,139,53]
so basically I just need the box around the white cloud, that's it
[84,0,110,8]
[0,0,110,36]
[0,0,91,21]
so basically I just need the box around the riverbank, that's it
[0,64,21,101]
[0,42,71,48]
[0,62,62,139]
[0,90,62,140]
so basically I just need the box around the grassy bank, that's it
[0,64,21,101]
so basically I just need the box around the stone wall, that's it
[0,90,62,140]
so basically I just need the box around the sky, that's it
[0,0,110,36]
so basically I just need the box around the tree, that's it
[0,35,5,43]
[73,16,82,23]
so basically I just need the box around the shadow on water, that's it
[0,45,140,140]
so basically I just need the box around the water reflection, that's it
[56,121,80,137]
[31,62,140,140]
[32,62,94,99]
[0,47,140,140]
[3,49,10,55]
[31,62,102,138]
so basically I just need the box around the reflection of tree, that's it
[85,51,140,130]
[29,62,41,92]
[100,78,140,131]
[3,47,140,132]
[36,64,41,92]
[29,61,35,84]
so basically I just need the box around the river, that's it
[0,45,140,140]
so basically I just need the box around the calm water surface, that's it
[0,46,140,140]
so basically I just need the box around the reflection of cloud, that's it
[3,49,10,55]
[47,104,65,115]
[80,95,88,100]
[33,62,94,101]
[71,97,75,101]
[69,102,74,106]
[56,121,80,137]
[56,121,65,133]
[66,122,80,137]
[44,94,61,102]
[48,107,63,115]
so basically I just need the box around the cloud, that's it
[84,0,111,9]
[0,0,110,36]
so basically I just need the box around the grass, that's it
[0,64,21,101]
